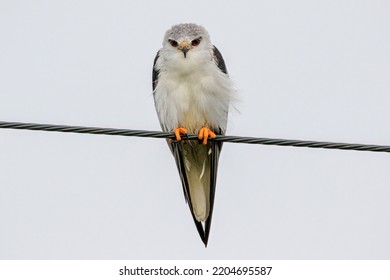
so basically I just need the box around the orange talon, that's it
[198,127,216,145]
[173,127,188,141]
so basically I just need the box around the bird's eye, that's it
[169,39,178,47]
[191,38,201,46]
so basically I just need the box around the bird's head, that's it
[161,23,212,62]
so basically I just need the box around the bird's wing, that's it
[204,133,222,246]
[213,45,228,75]
[152,51,160,92]
[201,46,230,245]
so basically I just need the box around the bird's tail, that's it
[183,143,211,222]
[170,139,221,246]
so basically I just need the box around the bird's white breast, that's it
[154,57,234,133]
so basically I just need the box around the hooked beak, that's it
[178,41,190,58]
[181,47,189,58]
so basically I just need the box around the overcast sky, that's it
[0,0,389,259]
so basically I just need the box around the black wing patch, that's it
[152,51,160,92]
[213,45,228,75]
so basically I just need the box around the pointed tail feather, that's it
[170,140,222,246]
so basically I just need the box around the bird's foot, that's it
[198,127,216,145]
[170,127,188,142]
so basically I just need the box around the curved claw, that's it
[171,127,188,142]
[198,127,216,145]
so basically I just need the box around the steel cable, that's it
[1,121,389,153]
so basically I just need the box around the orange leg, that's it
[170,127,188,142]
[198,127,216,145]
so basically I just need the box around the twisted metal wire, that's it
[1,121,390,153]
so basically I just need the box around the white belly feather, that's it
[154,60,234,133]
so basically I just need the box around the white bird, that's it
[152,23,235,246]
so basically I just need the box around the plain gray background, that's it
[0,0,389,259]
